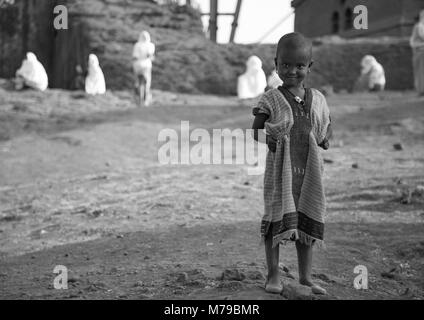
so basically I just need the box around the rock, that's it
[400,189,412,204]
[352,163,359,169]
[381,272,397,280]
[312,273,334,283]
[176,272,189,283]
[282,283,318,300]
[110,267,119,273]
[243,181,250,186]
[413,185,424,197]
[283,272,296,280]
[217,281,244,290]
[393,143,403,151]
[91,209,103,218]
[246,270,266,281]
[279,264,290,273]
[68,276,80,283]
[220,268,246,281]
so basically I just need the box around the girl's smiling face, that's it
[275,48,312,88]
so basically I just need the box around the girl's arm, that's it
[318,116,332,150]
[252,113,277,152]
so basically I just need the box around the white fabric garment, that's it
[417,10,424,40]
[411,11,424,49]
[360,55,386,90]
[132,31,155,75]
[267,69,283,89]
[15,52,48,91]
[85,54,106,95]
[237,55,267,99]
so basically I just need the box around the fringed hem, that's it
[268,229,326,249]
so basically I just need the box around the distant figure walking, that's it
[410,9,424,96]
[15,52,48,91]
[85,54,106,95]
[132,31,155,106]
[359,55,386,92]
[237,55,267,99]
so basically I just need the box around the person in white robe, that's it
[410,9,424,95]
[132,31,155,106]
[15,52,48,91]
[267,68,283,90]
[237,55,267,99]
[359,55,386,92]
[85,54,106,95]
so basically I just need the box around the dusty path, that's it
[0,85,423,299]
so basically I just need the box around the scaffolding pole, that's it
[229,0,242,43]
[209,0,218,42]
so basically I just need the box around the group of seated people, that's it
[13,52,106,95]
[12,45,386,99]
[237,54,386,99]
[13,30,156,106]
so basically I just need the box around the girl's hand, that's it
[318,139,329,150]
[267,135,277,152]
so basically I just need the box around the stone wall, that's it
[0,0,416,95]
[307,37,414,92]
[0,0,56,80]
[293,0,423,38]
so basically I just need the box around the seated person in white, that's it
[15,52,48,91]
[85,54,106,95]
[267,68,283,90]
[237,55,267,99]
[132,31,155,106]
[359,55,386,92]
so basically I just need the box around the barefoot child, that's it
[252,32,332,295]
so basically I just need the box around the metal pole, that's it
[229,0,242,43]
[209,0,218,42]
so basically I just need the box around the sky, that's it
[194,0,295,44]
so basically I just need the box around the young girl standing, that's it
[252,32,332,295]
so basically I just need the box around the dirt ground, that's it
[0,81,423,300]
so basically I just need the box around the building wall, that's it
[0,0,56,80]
[307,38,413,91]
[293,0,423,38]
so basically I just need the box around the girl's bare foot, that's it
[265,273,283,294]
[299,278,327,295]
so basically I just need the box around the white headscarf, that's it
[15,52,48,91]
[237,55,267,99]
[360,55,386,89]
[85,54,106,95]
[133,31,155,62]
[267,69,283,89]
[418,9,424,39]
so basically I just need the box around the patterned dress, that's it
[255,87,331,247]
